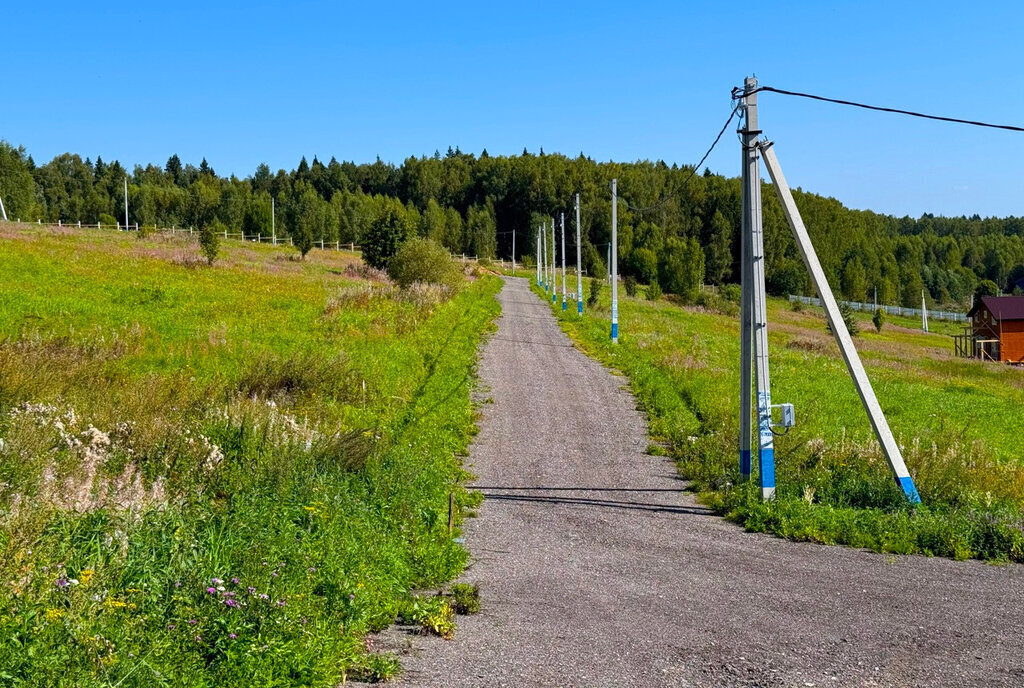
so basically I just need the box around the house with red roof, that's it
[957,296,1024,363]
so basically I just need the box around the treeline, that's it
[3,140,1023,307]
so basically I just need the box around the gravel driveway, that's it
[389,277,1024,687]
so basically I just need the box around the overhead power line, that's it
[622,102,742,215]
[742,85,1024,133]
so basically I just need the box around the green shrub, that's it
[449,583,481,615]
[386,238,463,290]
[827,301,859,337]
[646,280,662,301]
[624,276,638,297]
[363,200,413,269]
[98,213,118,227]
[587,278,603,308]
[872,308,885,332]
[200,221,223,266]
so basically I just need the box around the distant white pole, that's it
[551,217,557,304]
[271,197,276,245]
[124,177,129,230]
[0,195,7,221]
[560,212,567,311]
[536,225,541,285]
[511,228,516,276]
[575,193,582,314]
[922,290,929,333]
[611,178,618,343]
[541,220,548,291]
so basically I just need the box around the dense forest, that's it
[3,140,1023,308]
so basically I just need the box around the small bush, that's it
[720,284,741,303]
[872,307,885,332]
[790,298,804,312]
[449,583,481,615]
[624,276,638,297]
[646,280,662,301]
[98,213,118,228]
[587,279,603,308]
[387,238,463,290]
[827,301,859,337]
[199,222,223,266]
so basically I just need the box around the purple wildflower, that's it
[349,593,355,600]
[276,600,286,607]
[230,577,239,585]
[55,578,70,588]
[167,624,176,630]
[224,599,240,608]
[228,633,237,640]
[174,581,183,588]
[271,571,278,578]
[258,593,269,600]
[206,587,218,595]
[247,587,256,595]
[222,590,236,598]
[188,619,198,626]
[211,578,222,585]
[307,567,316,573]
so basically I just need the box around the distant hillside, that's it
[3,141,1022,308]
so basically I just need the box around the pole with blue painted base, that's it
[560,212,567,311]
[611,179,619,344]
[542,220,548,293]
[575,193,583,315]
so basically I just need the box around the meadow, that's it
[0,225,499,686]
[538,276,1024,562]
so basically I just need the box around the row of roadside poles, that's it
[528,77,919,505]
[535,183,621,343]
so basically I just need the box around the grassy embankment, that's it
[535,276,1024,562]
[0,225,499,685]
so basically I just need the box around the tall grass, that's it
[0,227,501,686]
[540,277,1024,562]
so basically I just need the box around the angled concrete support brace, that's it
[759,140,921,503]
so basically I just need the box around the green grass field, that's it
[0,226,500,686]
[539,276,1024,562]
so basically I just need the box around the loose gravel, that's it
[387,277,1024,687]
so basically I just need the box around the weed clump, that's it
[449,583,481,614]
[387,238,463,290]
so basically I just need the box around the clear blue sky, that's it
[3,1,1022,217]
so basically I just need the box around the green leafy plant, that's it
[449,583,481,615]
[199,221,223,265]
[387,238,463,290]
[872,307,886,332]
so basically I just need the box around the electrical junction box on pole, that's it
[773,403,795,428]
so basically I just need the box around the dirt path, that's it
[390,277,1024,687]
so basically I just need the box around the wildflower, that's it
[349,593,355,600]
[55,578,70,588]
[68,579,80,586]
[217,586,225,592]
[230,577,239,585]
[308,567,316,573]
[247,587,256,595]
[222,591,236,598]
[45,608,64,621]
[228,633,237,640]
[187,619,198,625]
[224,599,240,608]
[167,624,176,630]
[211,578,223,585]
[276,600,286,607]
[80,569,94,586]
[258,594,269,600]
[206,587,217,595]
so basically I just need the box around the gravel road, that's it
[388,276,1024,687]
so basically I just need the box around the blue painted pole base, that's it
[577,302,583,315]
[898,476,922,503]
[552,293,557,303]
[611,322,618,342]
[562,301,567,311]
[739,449,752,481]
[759,447,775,499]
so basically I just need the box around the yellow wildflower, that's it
[45,608,64,621]
[80,569,94,586]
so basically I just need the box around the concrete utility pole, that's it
[0,195,8,221]
[921,290,929,333]
[560,212,567,310]
[739,77,774,500]
[607,243,611,284]
[542,220,548,291]
[512,228,516,276]
[124,177,129,231]
[551,217,558,304]
[536,225,542,285]
[272,197,276,245]
[575,193,583,314]
[611,179,619,343]
[759,140,921,503]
